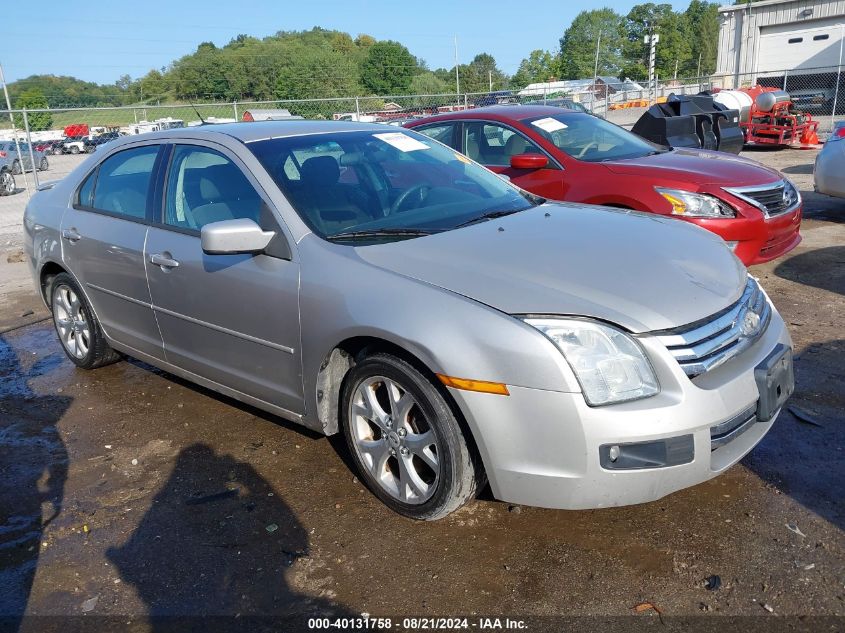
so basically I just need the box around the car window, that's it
[462,122,543,167]
[523,113,661,162]
[248,129,536,241]
[77,170,96,207]
[415,124,456,148]
[90,145,159,219]
[164,145,263,231]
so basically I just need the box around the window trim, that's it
[455,119,563,170]
[413,122,460,150]
[71,143,164,225]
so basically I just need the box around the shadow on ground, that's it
[774,246,845,295]
[0,335,70,631]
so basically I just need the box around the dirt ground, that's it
[0,146,843,632]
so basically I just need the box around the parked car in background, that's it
[62,136,88,155]
[814,121,845,199]
[406,106,802,265]
[83,131,122,153]
[43,139,66,155]
[25,122,793,520]
[0,154,16,195]
[525,97,589,113]
[0,141,49,173]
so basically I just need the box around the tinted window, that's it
[248,129,536,241]
[91,145,158,219]
[523,113,662,162]
[77,170,96,207]
[463,122,543,166]
[164,145,263,230]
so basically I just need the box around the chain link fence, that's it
[1,66,842,195]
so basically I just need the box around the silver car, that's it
[0,140,49,174]
[23,122,794,520]
[815,121,845,199]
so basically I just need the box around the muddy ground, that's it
[0,147,843,632]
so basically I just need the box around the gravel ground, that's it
[0,145,842,632]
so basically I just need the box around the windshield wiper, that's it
[326,228,437,241]
[454,208,524,229]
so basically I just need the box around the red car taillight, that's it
[0,151,6,158]
[831,127,845,141]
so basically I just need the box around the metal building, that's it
[716,0,845,87]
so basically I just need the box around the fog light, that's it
[599,435,694,470]
[724,241,739,251]
[608,445,621,462]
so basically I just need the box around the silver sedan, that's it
[815,121,845,199]
[0,140,49,174]
[24,121,794,520]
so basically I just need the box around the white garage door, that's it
[757,17,844,75]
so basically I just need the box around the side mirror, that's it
[510,153,548,170]
[201,218,275,255]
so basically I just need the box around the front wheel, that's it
[39,157,49,171]
[11,159,21,175]
[70,146,80,155]
[341,353,481,520]
[50,273,120,369]
[0,170,14,196]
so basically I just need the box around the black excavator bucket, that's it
[631,93,744,154]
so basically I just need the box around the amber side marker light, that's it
[436,374,510,396]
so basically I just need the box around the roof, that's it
[405,105,581,125]
[718,0,809,12]
[105,119,393,148]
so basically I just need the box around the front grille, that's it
[723,179,800,218]
[652,277,771,378]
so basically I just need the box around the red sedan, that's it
[405,106,802,265]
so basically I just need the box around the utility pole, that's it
[454,36,460,97]
[0,61,30,196]
[644,22,659,104]
[593,29,602,110]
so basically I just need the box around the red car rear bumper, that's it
[692,206,802,266]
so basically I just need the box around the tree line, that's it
[8,2,720,119]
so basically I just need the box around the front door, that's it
[461,121,567,201]
[60,143,165,358]
[144,142,303,415]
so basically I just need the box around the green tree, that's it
[683,0,720,76]
[559,9,625,79]
[458,53,508,93]
[361,40,417,94]
[13,89,52,131]
[275,45,361,103]
[511,50,559,88]
[409,71,450,95]
[620,3,691,81]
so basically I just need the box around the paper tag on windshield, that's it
[531,117,568,132]
[373,132,430,152]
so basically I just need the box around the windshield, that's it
[522,113,664,162]
[248,129,537,242]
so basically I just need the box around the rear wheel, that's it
[70,146,80,155]
[11,159,21,175]
[39,157,49,171]
[50,273,120,370]
[341,353,481,520]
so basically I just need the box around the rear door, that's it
[144,141,303,415]
[60,143,165,358]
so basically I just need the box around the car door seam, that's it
[142,226,169,362]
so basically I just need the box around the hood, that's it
[356,204,747,333]
[603,148,782,186]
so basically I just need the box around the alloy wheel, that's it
[0,172,13,195]
[53,284,91,360]
[349,375,440,504]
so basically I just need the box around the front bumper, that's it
[447,306,792,510]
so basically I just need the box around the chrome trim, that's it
[710,405,758,450]
[722,179,801,218]
[653,277,771,378]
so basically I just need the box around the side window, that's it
[463,122,542,166]
[165,145,263,231]
[416,124,456,148]
[77,170,96,207]
[90,145,158,219]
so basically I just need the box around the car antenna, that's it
[189,102,206,125]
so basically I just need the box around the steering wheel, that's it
[576,141,598,159]
[390,183,431,215]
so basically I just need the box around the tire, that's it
[0,170,14,196]
[49,273,120,370]
[341,352,481,520]
[39,157,49,171]
[70,146,80,155]
[11,159,21,175]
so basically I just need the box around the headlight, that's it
[524,318,659,406]
[655,187,736,218]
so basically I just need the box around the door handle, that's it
[149,253,180,269]
[61,228,81,243]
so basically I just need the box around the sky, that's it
[4,0,692,85]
